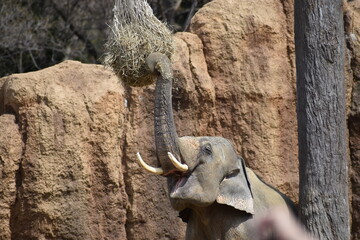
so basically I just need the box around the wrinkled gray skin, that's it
[147,53,295,240]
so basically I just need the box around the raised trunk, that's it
[150,53,182,175]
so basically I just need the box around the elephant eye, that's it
[226,169,240,179]
[203,144,212,155]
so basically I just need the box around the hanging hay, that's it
[104,0,173,87]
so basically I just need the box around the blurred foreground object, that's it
[255,209,315,240]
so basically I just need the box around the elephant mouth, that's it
[170,172,191,195]
[174,175,188,191]
[170,162,200,196]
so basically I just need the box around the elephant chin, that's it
[168,174,216,211]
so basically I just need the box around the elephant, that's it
[136,53,296,240]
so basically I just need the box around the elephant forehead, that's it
[179,137,200,151]
[178,137,201,161]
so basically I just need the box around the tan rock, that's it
[172,32,216,137]
[0,62,129,239]
[0,115,22,240]
[349,83,360,240]
[189,0,298,201]
[347,2,360,239]
[347,1,360,82]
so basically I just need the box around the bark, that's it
[295,1,350,239]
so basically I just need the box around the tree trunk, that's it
[295,1,350,239]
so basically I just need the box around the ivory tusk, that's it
[168,152,189,172]
[136,152,164,175]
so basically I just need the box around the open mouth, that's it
[170,172,190,194]
[169,162,200,195]
[174,175,188,189]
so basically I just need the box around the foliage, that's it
[150,0,212,31]
[0,0,211,77]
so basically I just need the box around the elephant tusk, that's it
[168,152,189,172]
[136,152,164,175]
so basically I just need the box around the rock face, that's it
[0,62,130,239]
[0,115,22,240]
[0,0,359,239]
[349,83,360,240]
[0,61,189,239]
[188,0,298,200]
[347,1,360,239]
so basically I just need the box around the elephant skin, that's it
[167,136,295,240]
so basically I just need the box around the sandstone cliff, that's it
[0,0,359,239]
[347,1,360,239]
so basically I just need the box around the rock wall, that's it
[0,115,22,240]
[188,0,298,200]
[346,1,360,239]
[349,89,360,240]
[0,0,359,239]
[0,62,130,239]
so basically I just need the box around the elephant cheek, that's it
[170,178,218,208]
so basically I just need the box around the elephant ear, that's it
[216,157,254,214]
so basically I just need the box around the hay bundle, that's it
[104,0,173,87]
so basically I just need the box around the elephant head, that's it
[136,52,254,214]
[169,136,254,214]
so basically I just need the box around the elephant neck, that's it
[185,203,252,240]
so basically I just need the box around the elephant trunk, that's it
[147,53,184,175]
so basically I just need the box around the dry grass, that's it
[104,0,173,87]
